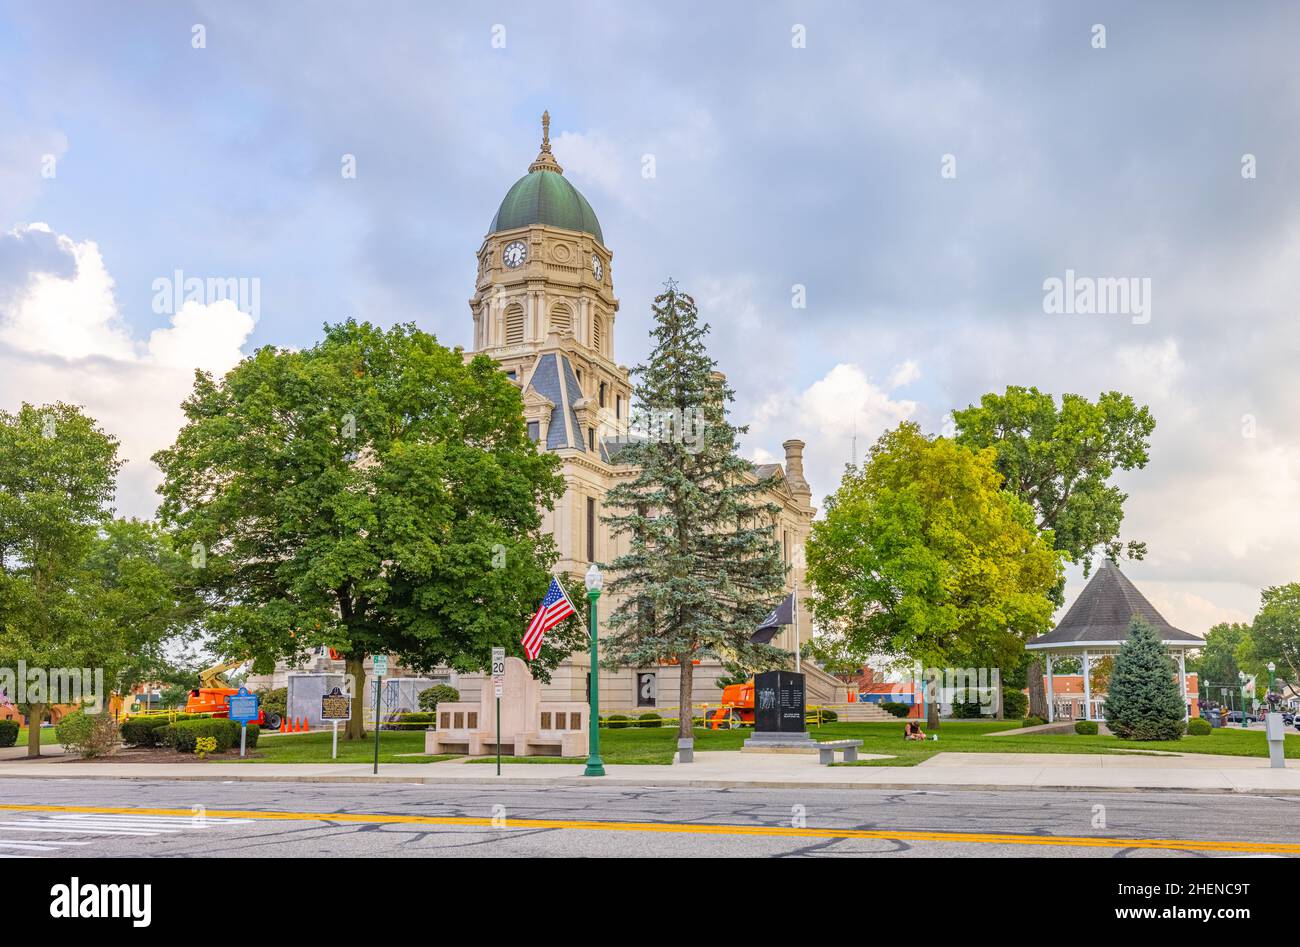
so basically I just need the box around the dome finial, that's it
[529,110,564,174]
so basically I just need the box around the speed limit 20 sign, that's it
[492,647,505,698]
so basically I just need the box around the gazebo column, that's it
[1178,650,1188,721]
[1082,649,1091,721]
[1045,653,1055,723]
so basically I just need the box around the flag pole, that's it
[794,579,801,674]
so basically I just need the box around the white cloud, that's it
[745,362,918,506]
[0,224,255,518]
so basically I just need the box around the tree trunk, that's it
[677,655,694,740]
[926,675,940,731]
[345,656,366,740]
[994,668,1004,720]
[26,704,45,758]
[1027,659,1047,719]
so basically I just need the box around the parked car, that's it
[1224,711,1262,723]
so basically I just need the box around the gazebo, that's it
[1026,560,1204,723]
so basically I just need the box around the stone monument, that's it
[426,656,588,757]
[743,669,816,751]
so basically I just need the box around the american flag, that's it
[522,577,576,660]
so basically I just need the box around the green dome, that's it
[489,169,603,244]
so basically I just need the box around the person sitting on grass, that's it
[904,720,926,741]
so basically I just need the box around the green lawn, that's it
[213,719,1298,767]
[13,727,60,746]
[218,730,452,764]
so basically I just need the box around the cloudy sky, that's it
[2,1,1298,633]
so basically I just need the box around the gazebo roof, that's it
[1026,559,1203,651]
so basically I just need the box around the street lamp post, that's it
[584,563,606,777]
[1239,671,1250,728]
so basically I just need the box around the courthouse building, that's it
[253,116,846,714]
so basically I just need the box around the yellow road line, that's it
[0,802,1294,854]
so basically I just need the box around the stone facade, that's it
[251,116,839,716]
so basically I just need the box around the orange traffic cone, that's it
[301,717,309,732]
[293,718,301,733]
[279,717,287,734]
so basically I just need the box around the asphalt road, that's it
[1,778,1298,858]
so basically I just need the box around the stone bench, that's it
[816,739,863,765]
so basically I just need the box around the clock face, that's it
[591,254,603,281]
[503,241,527,268]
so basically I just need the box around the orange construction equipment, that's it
[183,659,282,730]
[708,680,756,730]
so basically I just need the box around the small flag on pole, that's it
[522,577,576,660]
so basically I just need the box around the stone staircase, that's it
[832,701,897,722]
[799,663,897,722]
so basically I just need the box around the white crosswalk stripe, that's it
[0,812,258,856]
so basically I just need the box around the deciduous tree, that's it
[807,423,1063,729]
[154,320,578,738]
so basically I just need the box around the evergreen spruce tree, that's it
[602,283,788,744]
[1102,617,1187,740]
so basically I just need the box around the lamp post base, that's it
[583,756,606,777]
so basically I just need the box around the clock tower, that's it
[469,112,630,457]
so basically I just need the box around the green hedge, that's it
[1022,715,1046,727]
[0,720,17,747]
[389,712,433,731]
[122,714,214,747]
[605,714,631,729]
[1001,688,1028,719]
[1074,720,1099,735]
[1187,717,1212,735]
[163,718,260,754]
[879,701,911,718]
[817,709,838,723]
[636,713,662,729]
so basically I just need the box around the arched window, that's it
[505,304,525,345]
[550,303,572,335]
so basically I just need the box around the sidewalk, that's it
[0,750,1297,794]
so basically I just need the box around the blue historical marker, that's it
[228,686,260,757]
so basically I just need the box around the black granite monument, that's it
[743,669,814,748]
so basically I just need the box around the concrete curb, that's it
[1,768,1296,795]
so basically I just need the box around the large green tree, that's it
[1193,621,1250,699]
[1242,585,1300,688]
[1103,617,1186,741]
[602,284,787,743]
[807,423,1063,728]
[0,403,119,756]
[154,320,580,738]
[953,386,1155,716]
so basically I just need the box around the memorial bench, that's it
[816,739,863,765]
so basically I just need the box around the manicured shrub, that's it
[418,684,461,712]
[880,701,911,718]
[1021,715,1046,728]
[818,709,838,723]
[1074,720,1099,735]
[0,720,18,747]
[121,716,175,747]
[392,712,433,731]
[1103,617,1187,741]
[1001,688,1028,719]
[951,699,985,719]
[168,718,243,753]
[55,710,118,758]
[1187,717,1212,736]
[636,712,662,729]
[605,714,631,729]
